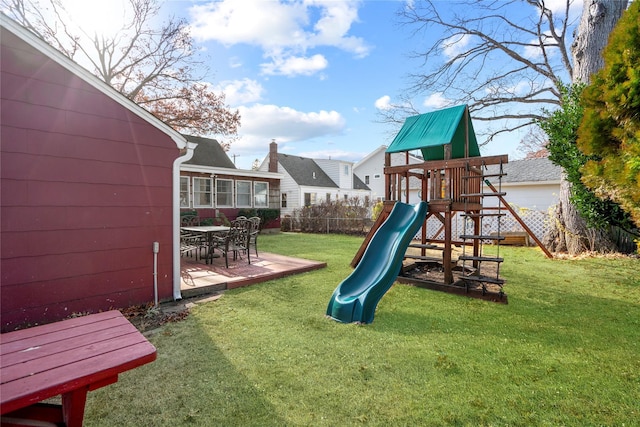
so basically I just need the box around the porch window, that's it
[236,180,252,207]
[180,176,191,208]
[193,177,212,208]
[216,178,233,207]
[254,182,268,207]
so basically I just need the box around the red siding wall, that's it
[1,28,179,331]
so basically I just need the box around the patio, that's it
[180,251,326,298]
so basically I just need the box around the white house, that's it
[482,156,562,212]
[259,141,371,216]
[353,145,424,203]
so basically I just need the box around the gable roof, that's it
[278,153,338,188]
[485,157,562,183]
[183,135,236,169]
[0,13,186,149]
[386,104,480,161]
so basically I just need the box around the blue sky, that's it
[160,0,418,169]
[27,0,582,170]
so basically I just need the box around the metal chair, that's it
[248,216,261,257]
[210,219,251,268]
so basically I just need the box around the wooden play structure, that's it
[352,105,552,303]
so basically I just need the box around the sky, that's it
[24,0,583,170]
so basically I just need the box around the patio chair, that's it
[180,215,200,227]
[180,229,201,258]
[210,219,251,268]
[248,216,261,257]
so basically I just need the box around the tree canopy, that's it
[3,0,240,147]
[577,0,640,227]
[541,84,632,231]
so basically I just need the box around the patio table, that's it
[180,226,230,264]
[0,310,157,427]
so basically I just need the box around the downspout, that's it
[172,141,197,300]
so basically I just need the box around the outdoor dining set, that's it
[180,215,260,268]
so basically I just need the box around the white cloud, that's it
[423,92,450,109]
[297,148,365,162]
[261,54,328,77]
[188,0,370,76]
[226,103,347,167]
[215,78,264,106]
[374,95,392,110]
[442,34,472,60]
[237,104,345,141]
[544,0,582,16]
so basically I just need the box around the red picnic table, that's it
[1,310,157,426]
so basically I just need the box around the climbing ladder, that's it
[459,161,507,296]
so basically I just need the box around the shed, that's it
[1,16,191,331]
[386,104,480,160]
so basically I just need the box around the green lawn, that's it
[86,233,639,426]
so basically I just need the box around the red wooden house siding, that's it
[1,25,181,331]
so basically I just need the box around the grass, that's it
[85,233,639,426]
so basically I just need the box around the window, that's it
[364,175,370,185]
[180,176,190,208]
[304,192,316,207]
[344,165,349,175]
[193,177,212,208]
[344,194,348,201]
[236,180,252,207]
[254,182,268,207]
[374,174,381,179]
[216,179,233,207]
[281,193,287,208]
[326,193,331,202]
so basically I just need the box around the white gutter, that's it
[180,164,283,179]
[172,141,197,300]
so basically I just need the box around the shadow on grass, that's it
[85,316,288,426]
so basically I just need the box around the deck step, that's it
[404,255,443,262]
[462,275,505,285]
[461,173,506,179]
[461,213,506,218]
[408,243,444,250]
[458,255,504,263]
[460,192,507,198]
[459,234,505,241]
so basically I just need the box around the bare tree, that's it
[391,0,580,142]
[390,0,628,254]
[3,0,240,147]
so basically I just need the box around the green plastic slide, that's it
[326,201,428,324]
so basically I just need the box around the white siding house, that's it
[259,141,371,216]
[354,145,424,203]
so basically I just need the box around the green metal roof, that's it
[386,104,480,160]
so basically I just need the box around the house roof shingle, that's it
[485,157,562,183]
[183,135,236,169]
[278,153,338,188]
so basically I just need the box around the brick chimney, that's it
[268,139,278,173]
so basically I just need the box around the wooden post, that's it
[384,152,391,200]
[443,207,453,284]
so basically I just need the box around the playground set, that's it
[327,105,552,324]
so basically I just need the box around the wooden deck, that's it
[180,251,326,298]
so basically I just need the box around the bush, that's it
[288,197,373,235]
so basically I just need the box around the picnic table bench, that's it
[1,310,157,427]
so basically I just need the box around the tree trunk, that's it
[571,0,628,83]
[546,0,627,254]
